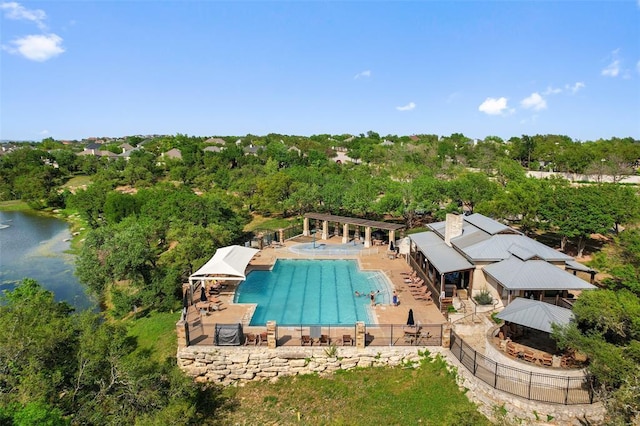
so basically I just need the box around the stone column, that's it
[355,322,366,349]
[334,223,340,237]
[389,230,396,250]
[354,226,360,242]
[176,320,190,348]
[342,223,349,243]
[278,228,284,244]
[322,220,328,240]
[266,320,277,349]
[441,321,452,349]
[303,217,309,236]
[364,226,371,248]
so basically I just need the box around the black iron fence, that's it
[450,331,597,405]
[270,323,443,347]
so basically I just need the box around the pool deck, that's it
[186,236,446,343]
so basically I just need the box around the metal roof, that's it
[483,256,597,291]
[429,214,571,262]
[496,298,574,333]
[458,234,573,262]
[304,213,405,231]
[463,213,513,235]
[565,260,596,273]
[410,232,474,273]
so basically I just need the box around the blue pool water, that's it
[235,259,391,325]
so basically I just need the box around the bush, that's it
[474,289,493,305]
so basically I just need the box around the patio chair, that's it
[258,332,268,346]
[341,334,353,346]
[318,334,330,346]
[301,335,312,346]
[541,353,553,367]
[506,342,519,357]
[244,333,258,346]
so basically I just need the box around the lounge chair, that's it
[541,353,553,367]
[524,349,536,363]
[244,333,258,346]
[318,334,330,346]
[506,342,519,357]
[258,332,268,346]
[341,334,353,346]
[301,335,312,346]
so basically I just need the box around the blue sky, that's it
[1,1,639,142]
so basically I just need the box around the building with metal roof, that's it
[496,298,574,334]
[407,213,596,311]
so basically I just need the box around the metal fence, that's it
[271,323,443,347]
[450,331,597,405]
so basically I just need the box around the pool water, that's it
[235,259,391,325]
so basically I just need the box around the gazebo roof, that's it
[304,213,405,231]
[497,298,574,333]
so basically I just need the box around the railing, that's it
[450,331,597,405]
[184,322,444,348]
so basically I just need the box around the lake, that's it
[0,210,95,310]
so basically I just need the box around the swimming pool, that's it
[235,259,391,326]
[288,242,364,256]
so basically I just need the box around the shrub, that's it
[474,289,493,305]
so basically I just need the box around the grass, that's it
[215,354,489,425]
[245,215,300,232]
[0,200,31,211]
[62,175,92,190]
[126,310,180,364]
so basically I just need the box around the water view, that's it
[0,211,94,310]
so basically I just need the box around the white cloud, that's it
[396,102,416,111]
[1,1,47,30]
[543,86,563,95]
[566,82,585,94]
[602,60,620,77]
[521,92,547,111]
[3,33,65,61]
[354,70,371,79]
[39,129,49,135]
[478,97,509,115]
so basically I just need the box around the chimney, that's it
[444,213,463,247]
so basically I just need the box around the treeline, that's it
[0,280,218,425]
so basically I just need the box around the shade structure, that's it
[397,237,411,255]
[496,298,574,334]
[189,245,259,287]
[406,309,415,326]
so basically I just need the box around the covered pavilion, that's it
[188,245,259,298]
[303,213,405,250]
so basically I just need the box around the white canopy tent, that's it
[189,245,259,291]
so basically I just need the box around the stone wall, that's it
[177,344,607,424]
[177,345,429,385]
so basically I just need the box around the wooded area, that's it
[1,132,639,423]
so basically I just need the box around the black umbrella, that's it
[407,308,415,326]
[200,286,207,302]
[182,290,189,308]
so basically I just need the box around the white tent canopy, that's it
[189,245,259,288]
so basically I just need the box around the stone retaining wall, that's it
[177,345,607,424]
[177,345,428,385]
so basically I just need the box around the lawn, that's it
[245,214,300,232]
[0,200,31,211]
[215,353,489,426]
[63,175,92,191]
[126,310,180,364]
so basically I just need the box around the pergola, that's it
[303,213,405,250]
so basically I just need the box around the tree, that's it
[542,185,612,257]
[449,172,498,214]
[554,229,640,424]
